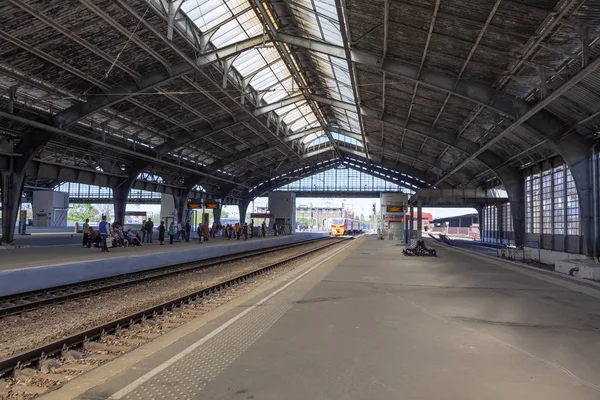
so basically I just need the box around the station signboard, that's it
[386,205,404,213]
[383,214,405,222]
[250,213,275,219]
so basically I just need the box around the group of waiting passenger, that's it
[82,217,143,253]
[82,216,286,254]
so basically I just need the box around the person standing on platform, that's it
[82,218,90,247]
[203,222,209,242]
[168,221,176,244]
[249,221,254,238]
[261,222,266,238]
[98,215,110,253]
[158,221,166,245]
[197,223,202,243]
[146,218,154,243]
[176,221,182,242]
[185,221,191,242]
[243,222,248,240]
[141,220,147,243]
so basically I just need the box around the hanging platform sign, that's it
[205,201,220,209]
[386,205,404,213]
[187,202,202,210]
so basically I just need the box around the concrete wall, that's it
[160,194,176,226]
[0,233,327,296]
[381,192,408,241]
[32,191,69,227]
[499,246,588,265]
[268,192,296,232]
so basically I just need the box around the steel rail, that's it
[0,238,331,318]
[0,238,348,377]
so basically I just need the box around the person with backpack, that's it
[168,221,176,244]
[158,221,166,245]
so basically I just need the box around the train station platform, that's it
[43,237,600,400]
[0,233,326,296]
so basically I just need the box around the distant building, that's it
[255,206,344,230]
[409,212,433,231]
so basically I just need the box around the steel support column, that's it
[1,170,25,244]
[0,130,53,244]
[213,208,222,225]
[497,204,504,244]
[239,200,250,225]
[409,204,414,239]
[476,205,484,242]
[112,179,134,225]
[417,200,423,239]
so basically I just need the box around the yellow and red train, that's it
[331,218,362,236]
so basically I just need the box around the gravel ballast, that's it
[0,240,340,360]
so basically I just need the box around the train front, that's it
[331,218,345,236]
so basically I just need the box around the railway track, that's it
[0,237,347,379]
[0,237,331,318]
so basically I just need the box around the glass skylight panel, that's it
[262,83,287,103]
[309,136,330,146]
[302,130,325,143]
[224,0,247,14]
[210,18,245,47]
[320,19,343,45]
[274,102,299,117]
[233,49,266,76]
[314,0,338,19]
[178,0,321,144]
[181,0,229,31]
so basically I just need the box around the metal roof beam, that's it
[52,35,265,128]
[343,157,432,186]
[275,32,528,119]
[307,94,502,170]
[154,117,246,156]
[252,95,305,116]
[434,51,600,186]
[283,126,323,142]
[0,110,247,188]
[333,0,370,159]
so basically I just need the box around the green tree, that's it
[221,210,229,218]
[94,204,113,221]
[68,204,99,222]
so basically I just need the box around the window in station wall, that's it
[524,164,579,236]
[566,168,580,235]
[553,166,565,235]
[502,203,513,232]
[525,177,532,233]
[542,171,552,234]
[532,173,541,234]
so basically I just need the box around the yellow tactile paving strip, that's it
[127,248,344,400]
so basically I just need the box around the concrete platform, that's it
[43,237,600,400]
[0,233,326,296]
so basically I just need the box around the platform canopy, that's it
[1,0,600,203]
